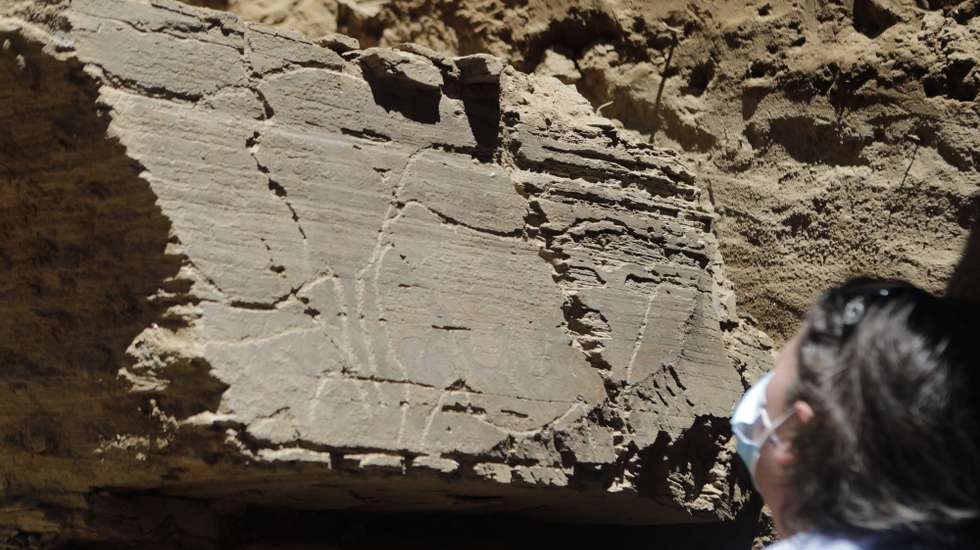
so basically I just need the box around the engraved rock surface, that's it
[0,0,772,546]
[198,0,980,340]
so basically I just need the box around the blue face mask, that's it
[731,371,794,486]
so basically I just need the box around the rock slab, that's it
[0,0,771,546]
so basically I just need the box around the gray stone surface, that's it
[0,0,772,546]
[314,31,360,54]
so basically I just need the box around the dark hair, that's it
[786,277,980,545]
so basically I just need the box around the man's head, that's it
[737,278,980,540]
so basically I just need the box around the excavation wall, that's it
[0,0,771,546]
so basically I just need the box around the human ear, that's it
[772,401,813,467]
[793,400,814,425]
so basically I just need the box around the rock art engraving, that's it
[0,0,775,545]
[196,0,980,342]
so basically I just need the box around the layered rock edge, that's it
[0,0,772,545]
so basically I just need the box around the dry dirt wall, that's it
[0,0,772,546]
[197,0,980,340]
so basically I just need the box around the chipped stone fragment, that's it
[512,465,569,488]
[472,463,513,484]
[411,456,459,474]
[454,53,505,85]
[257,448,333,465]
[359,47,444,90]
[396,42,448,65]
[344,453,406,472]
[314,32,360,53]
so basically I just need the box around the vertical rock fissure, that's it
[247,130,308,242]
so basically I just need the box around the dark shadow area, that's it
[923,58,979,102]
[227,507,766,549]
[517,7,645,73]
[443,73,500,162]
[918,0,975,12]
[360,67,442,124]
[64,504,768,550]
[852,0,901,38]
[632,416,764,549]
[682,61,715,97]
[175,0,230,8]
[948,196,980,303]
[637,417,730,507]
[635,431,673,501]
[0,27,225,482]
[457,82,501,160]
[741,87,769,121]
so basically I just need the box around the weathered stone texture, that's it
[0,0,771,545]
[199,0,980,341]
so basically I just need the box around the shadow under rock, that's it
[460,82,502,159]
[362,70,443,124]
[0,28,226,463]
[948,196,980,303]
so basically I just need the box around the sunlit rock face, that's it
[0,0,772,546]
[181,0,980,341]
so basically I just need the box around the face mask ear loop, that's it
[762,407,796,448]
